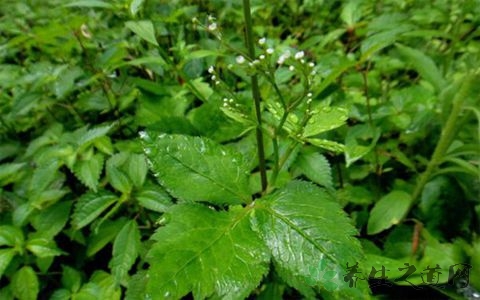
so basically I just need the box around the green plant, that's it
[134,1,370,298]
[0,0,479,299]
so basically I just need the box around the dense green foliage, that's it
[0,0,479,299]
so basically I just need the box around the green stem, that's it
[410,74,475,208]
[243,0,268,194]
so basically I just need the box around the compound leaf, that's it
[146,204,270,299]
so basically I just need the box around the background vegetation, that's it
[0,0,479,299]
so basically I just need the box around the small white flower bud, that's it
[289,65,295,71]
[277,50,291,65]
[236,55,245,64]
[208,66,215,74]
[208,23,217,31]
[294,51,304,60]
[259,54,265,60]
[211,75,216,81]
[258,37,266,45]
[266,48,274,54]
[307,92,312,98]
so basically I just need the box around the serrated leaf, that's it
[94,136,114,155]
[127,154,147,188]
[134,183,172,212]
[73,153,104,192]
[146,204,270,299]
[141,132,251,204]
[125,20,158,46]
[11,266,39,300]
[303,105,348,137]
[106,164,132,194]
[295,152,333,189]
[31,201,72,238]
[367,190,412,235]
[72,191,117,229]
[109,220,141,284]
[26,238,65,258]
[0,249,16,279]
[77,124,113,149]
[87,218,128,257]
[0,225,24,247]
[395,43,446,91]
[253,181,370,299]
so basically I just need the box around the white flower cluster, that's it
[207,65,220,85]
[207,15,217,32]
[193,14,222,40]
[222,97,235,107]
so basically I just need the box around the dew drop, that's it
[158,133,167,139]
